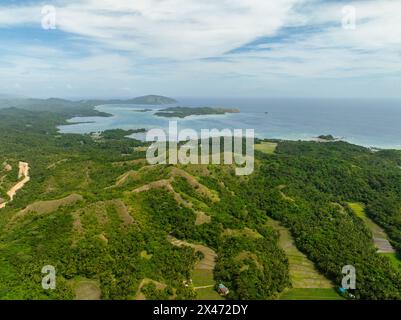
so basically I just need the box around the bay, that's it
[58,97,401,149]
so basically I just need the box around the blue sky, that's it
[0,0,400,99]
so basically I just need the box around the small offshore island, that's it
[132,109,153,113]
[312,134,342,142]
[155,106,240,118]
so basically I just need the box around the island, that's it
[155,106,240,118]
[127,95,177,105]
[132,109,153,113]
[312,134,343,143]
[317,134,336,141]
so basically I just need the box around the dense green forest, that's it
[1,100,401,300]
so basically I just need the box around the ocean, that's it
[58,97,401,149]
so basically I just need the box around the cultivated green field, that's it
[195,287,224,300]
[279,288,343,300]
[348,202,397,254]
[266,218,334,289]
[266,218,342,300]
[381,253,401,269]
[255,142,277,154]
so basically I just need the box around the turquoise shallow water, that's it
[58,98,401,149]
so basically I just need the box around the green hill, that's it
[0,101,401,300]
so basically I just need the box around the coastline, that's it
[57,104,401,151]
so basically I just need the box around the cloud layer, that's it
[0,0,400,98]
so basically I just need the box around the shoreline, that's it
[57,104,401,151]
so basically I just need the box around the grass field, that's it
[192,265,223,300]
[279,288,343,300]
[168,236,222,300]
[348,202,365,218]
[192,269,223,300]
[70,278,101,300]
[381,253,401,269]
[255,142,278,155]
[348,202,396,253]
[266,218,334,289]
[192,269,214,287]
[18,193,83,216]
[265,218,342,300]
[195,287,224,300]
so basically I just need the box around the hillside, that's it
[126,95,177,105]
[0,103,401,300]
[155,107,240,118]
[0,95,177,113]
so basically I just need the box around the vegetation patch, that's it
[12,194,83,221]
[195,211,211,226]
[279,288,343,300]
[266,218,334,290]
[223,228,263,239]
[255,142,278,155]
[348,202,396,253]
[71,279,102,300]
[135,278,169,300]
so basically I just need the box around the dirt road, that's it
[0,162,30,209]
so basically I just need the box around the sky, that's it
[0,0,400,99]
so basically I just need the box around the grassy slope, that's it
[266,218,342,300]
[255,142,278,155]
[349,202,401,268]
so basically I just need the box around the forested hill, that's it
[0,95,177,114]
[0,104,401,300]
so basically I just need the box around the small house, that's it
[217,284,229,296]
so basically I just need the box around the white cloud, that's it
[0,0,301,59]
[0,0,401,97]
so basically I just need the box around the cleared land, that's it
[0,162,30,209]
[168,236,222,300]
[348,203,396,253]
[19,194,83,215]
[71,279,101,300]
[131,168,215,227]
[195,211,211,226]
[266,218,341,300]
[135,278,167,300]
[279,288,342,300]
[255,142,277,155]
[113,199,134,225]
[10,194,83,225]
[381,253,401,269]
[223,228,263,239]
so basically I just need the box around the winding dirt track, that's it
[0,162,30,209]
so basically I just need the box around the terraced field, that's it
[266,218,342,300]
[348,203,396,254]
[168,236,223,300]
[279,288,342,300]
